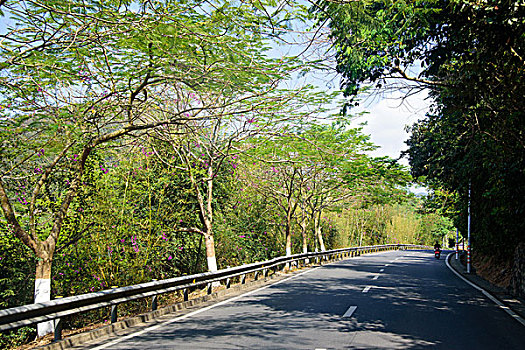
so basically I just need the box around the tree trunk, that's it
[203,204,220,286]
[317,225,326,251]
[35,249,54,336]
[285,209,293,257]
[314,211,326,251]
[510,242,525,298]
[300,220,308,254]
[204,231,218,273]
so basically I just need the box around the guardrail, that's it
[0,244,427,340]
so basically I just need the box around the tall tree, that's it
[0,0,313,335]
[314,0,525,258]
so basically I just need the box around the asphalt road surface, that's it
[77,250,525,349]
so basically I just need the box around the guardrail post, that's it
[53,296,63,342]
[264,268,268,278]
[151,295,158,311]
[254,271,259,281]
[151,279,158,311]
[207,283,212,295]
[110,286,118,323]
[226,277,231,289]
[110,304,118,323]
[53,318,62,342]
[241,274,246,284]
[183,288,189,301]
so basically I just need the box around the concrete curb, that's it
[446,252,525,327]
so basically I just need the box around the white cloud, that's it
[352,90,431,166]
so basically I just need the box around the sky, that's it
[350,89,431,196]
[351,89,430,166]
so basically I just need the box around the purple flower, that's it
[168,255,173,260]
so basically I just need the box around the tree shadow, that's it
[96,252,525,349]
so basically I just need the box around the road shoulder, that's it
[447,252,525,327]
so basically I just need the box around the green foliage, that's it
[317,0,525,256]
[328,203,454,248]
[0,2,461,347]
[0,327,35,350]
[0,225,37,349]
[0,227,35,308]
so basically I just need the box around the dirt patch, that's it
[472,251,512,289]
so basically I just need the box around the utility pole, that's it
[456,228,459,260]
[467,183,471,274]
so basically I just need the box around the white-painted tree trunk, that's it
[34,278,54,336]
[205,233,220,287]
[313,212,326,251]
[317,226,326,251]
[207,255,218,272]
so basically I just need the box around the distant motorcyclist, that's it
[434,242,441,250]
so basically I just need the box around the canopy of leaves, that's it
[316,0,525,256]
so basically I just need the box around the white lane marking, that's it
[89,267,323,350]
[343,306,357,318]
[380,269,385,272]
[362,286,371,293]
[445,253,525,328]
[384,264,389,267]
[372,275,379,280]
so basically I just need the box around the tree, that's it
[314,0,525,258]
[0,0,314,335]
[151,82,327,273]
[243,121,381,254]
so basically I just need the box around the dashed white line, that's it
[343,305,358,318]
[379,269,385,272]
[372,275,379,280]
[362,286,371,293]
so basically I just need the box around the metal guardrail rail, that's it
[0,244,427,339]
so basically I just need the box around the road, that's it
[75,250,525,349]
